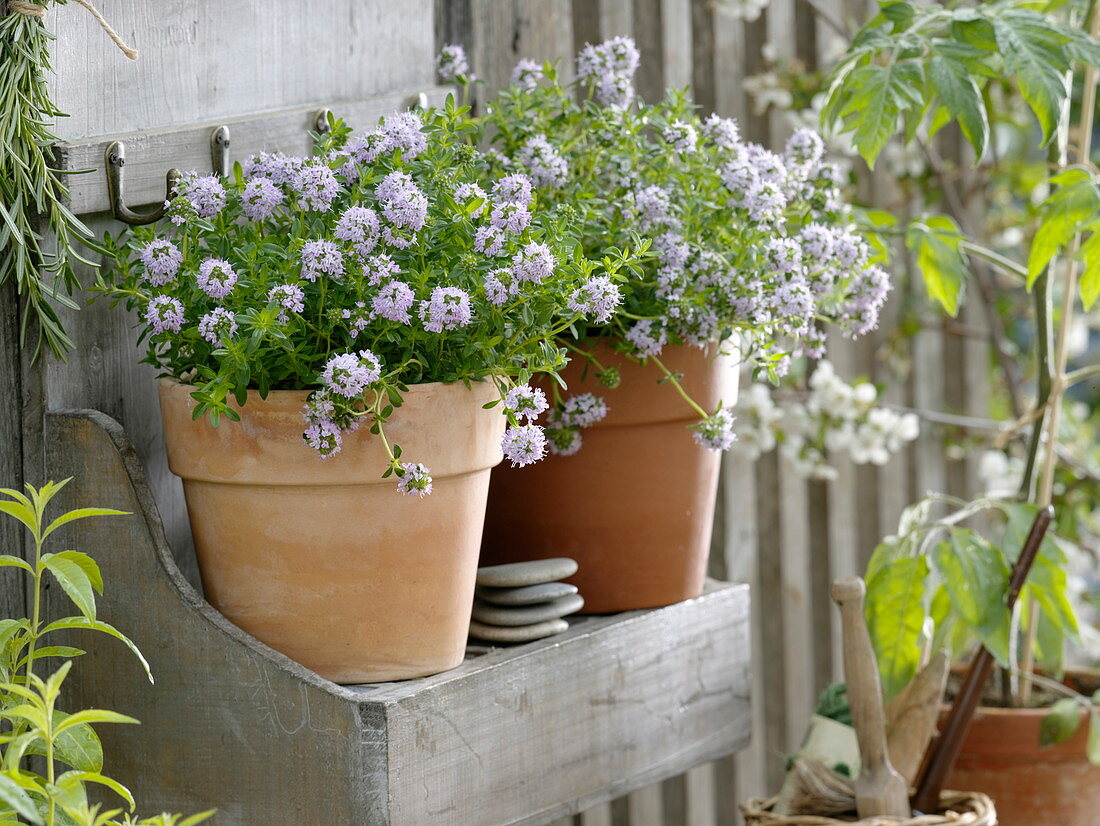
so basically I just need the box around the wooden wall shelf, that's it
[45,410,752,825]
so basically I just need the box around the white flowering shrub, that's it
[465,38,893,454]
[732,361,919,479]
[103,107,644,494]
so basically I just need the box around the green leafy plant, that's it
[0,2,115,359]
[0,480,213,825]
[822,0,1100,753]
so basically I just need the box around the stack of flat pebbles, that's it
[469,558,583,643]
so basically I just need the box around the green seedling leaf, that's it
[1028,170,1100,287]
[41,508,129,541]
[866,555,930,700]
[1040,698,1082,747]
[929,54,989,159]
[43,556,97,621]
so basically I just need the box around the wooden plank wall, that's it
[436,2,988,825]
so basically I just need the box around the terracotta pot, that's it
[158,377,504,683]
[482,342,738,613]
[946,703,1100,826]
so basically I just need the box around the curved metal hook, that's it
[407,91,429,110]
[313,108,333,134]
[105,141,181,226]
[210,125,231,177]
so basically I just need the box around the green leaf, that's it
[57,771,134,811]
[0,773,43,824]
[1040,698,1082,747]
[839,62,924,167]
[866,555,930,700]
[42,556,97,621]
[40,507,128,541]
[1028,170,1100,287]
[994,10,1072,146]
[1078,230,1100,309]
[46,552,102,594]
[0,500,37,537]
[39,618,152,684]
[934,530,1012,665]
[25,712,102,773]
[178,811,217,826]
[929,54,988,159]
[0,555,31,574]
[879,1,915,30]
[906,216,969,315]
[53,709,139,737]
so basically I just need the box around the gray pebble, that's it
[471,594,585,626]
[475,557,578,587]
[476,581,579,606]
[469,618,570,643]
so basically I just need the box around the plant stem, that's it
[958,241,1028,282]
[650,354,710,418]
[24,535,42,687]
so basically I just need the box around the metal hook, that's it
[105,141,181,226]
[210,125,230,177]
[314,108,332,134]
[407,91,429,110]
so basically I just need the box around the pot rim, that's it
[157,374,497,397]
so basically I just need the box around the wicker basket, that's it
[741,791,997,826]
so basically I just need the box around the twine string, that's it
[8,0,139,60]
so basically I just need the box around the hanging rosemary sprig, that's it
[1,1,110,359]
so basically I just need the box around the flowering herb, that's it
[103,104,640,495]
[470,38,891,452]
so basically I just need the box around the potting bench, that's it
[46,410,752,825]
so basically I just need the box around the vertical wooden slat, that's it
[0,280,28,620]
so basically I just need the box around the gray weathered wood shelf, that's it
[45,410,752,826]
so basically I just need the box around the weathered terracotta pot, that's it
[158,378,504,684]
[946,704,1100,826]
[482,342,738,613]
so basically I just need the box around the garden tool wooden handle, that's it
[832,576,910,819]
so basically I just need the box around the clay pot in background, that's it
[946,704,1100,826]
[482,342,738,613]
[159,378,504,684]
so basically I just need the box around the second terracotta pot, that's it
[482,342,738,613]
[946,703,1100,826]
[159,377,504,684]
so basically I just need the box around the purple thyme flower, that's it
[372,280,416,324]
[576,36,640,107]
[633,185,674,232]
[363,253,401,285]
[746,145,788,184]
[766,238,803,275]
[378,176,428,232]
[489,201,532,235]
[341,302,372,337]
[321,350,383,398]
[300,239,344,281]
[501,424,547,467]
[503,385,549,422]
[511,242,555,283]
[144,295,185,335]
[375,171,415,202]
[625,319,667,356]
[178,174,226,219]
[799,223,835,261]
[454,182,487,216]
[138,239,183,286]
[492,174,534,205]
[833,231,870,268]
[419,286,473,333]
[243,152,302,185]
[693,409,737,451]
[241,177,284,221]
[568,276,622,323]
[197,307,238,345]
[334,206,380,256]
[196,258,238,298]
[517,134,568,188]
[474,226,507,257]
[663,120,698,154]
[380,111,428,159]
[653,232,691,271]
[721,156,759,200]
[785,128,825,168]
[292,162,340,212]
[840,265,891,338]
[511,58,543,90]
[397,462,434,497]
[744,180,787,223]
[701,114,741,151]
[268,283,305,322]
[437,44,471,82]
[556,393,609,428]
[304,419,342,457]
[546,426,583,456]
[483,268,514,304]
